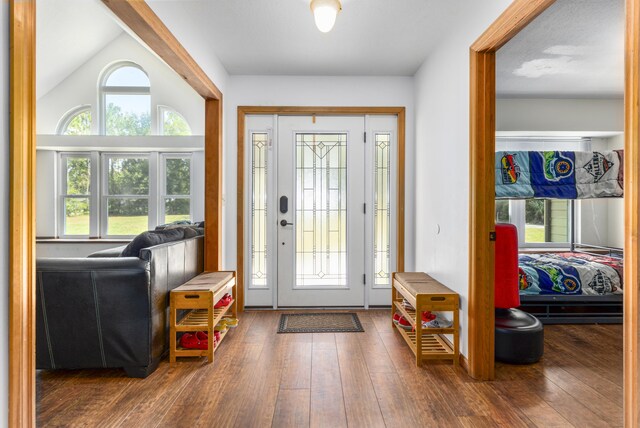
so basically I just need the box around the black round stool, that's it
[495,308,544,364]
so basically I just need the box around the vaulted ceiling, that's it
[37,0,624,99]
[36,0,123,98]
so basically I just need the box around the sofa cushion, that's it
[121,228,185,258]
[155,220,193,230]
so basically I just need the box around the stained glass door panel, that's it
[296,133,347,287]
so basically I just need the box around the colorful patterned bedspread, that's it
[518,252,623,296]
[496,150,624,199]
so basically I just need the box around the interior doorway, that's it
[242,112,401,308]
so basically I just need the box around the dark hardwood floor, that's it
[37,310,623,427]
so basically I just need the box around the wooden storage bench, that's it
[170,271,237,363]
[392,272,459,366]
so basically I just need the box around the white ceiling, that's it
[36,0,123,98]
[146,0,461,76]
[496,0,624,98]
[36,0,625,99]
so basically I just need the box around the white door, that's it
[277,116,366,307]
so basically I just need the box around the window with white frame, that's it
[100,62,151,136]
[57,151,193,238]
[162,155,192,223]
[59,154,93,237]
[158,106,192,136]
[103,154,151,236]
[58,106,92,136]
[496,199,572,247]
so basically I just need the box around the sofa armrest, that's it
[36,257,153,370]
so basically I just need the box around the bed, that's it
[517,245,624,324]
[494,149,625,324]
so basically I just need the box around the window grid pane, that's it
[64,197,90,235]
[162,109,192,136]
[251,133,268,288]
[165,158,191,195]
[105,94,151,136]
[524,199,569,243]
[105,66,150,87]
[296,133,347,287]
[165,198,191,223]
[63,110,91,136]
[65,157,91,195]
[374,133,391,287]
[108,157,149,195]
[107,198,149,236]
[495,200,510,223]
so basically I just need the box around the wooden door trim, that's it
[10,1,224,425]
[468,0,557,382]
[101,0,224,271]
[237,106,406,310]
[469,4,640,427]
[624,0,640,425]
[102,0,221,100]
[9,2,37,426]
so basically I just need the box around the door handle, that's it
[280,219,293,227]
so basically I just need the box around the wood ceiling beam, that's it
[102,0,222,100]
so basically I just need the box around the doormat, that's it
[277,313,364,333]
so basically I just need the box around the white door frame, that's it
[238,107,406,310]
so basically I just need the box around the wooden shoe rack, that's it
[392,272,459,366]
[169,271,237,363]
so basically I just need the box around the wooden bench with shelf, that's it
[169,271,237,363]
[392,272,459,366]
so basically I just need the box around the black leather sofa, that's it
[36,234,204,378]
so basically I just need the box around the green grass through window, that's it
[65,214,190,236]
[524,225,545,243]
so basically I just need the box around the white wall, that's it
[222,75,416,273]
[496,98,624,133]
[0,3,9,425]
[36,151,57,237]
[36,241,127,258]
[37,33,204,135]
[413,0,512,358]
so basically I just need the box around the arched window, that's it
[57,106,92,135]
[158,106,192,136]
[100,62,151,136]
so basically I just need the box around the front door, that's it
[277,116,366,307]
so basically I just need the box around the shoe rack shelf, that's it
[170,271,238,363]
[392,272,460,366]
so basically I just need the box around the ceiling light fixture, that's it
[310,0,342,33]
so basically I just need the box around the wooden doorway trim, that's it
[624,0,640,425]
[467,0,556,381]
[236,106,406,311]
[10,1,224,425]
[102,0,224,271]
[9,1,37,426]
[469,1,640,425]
